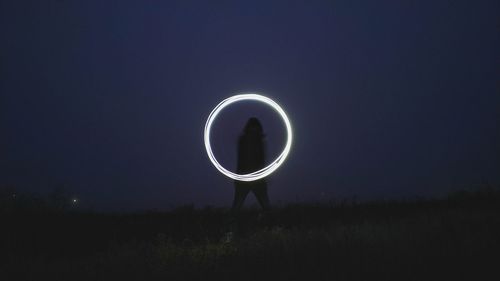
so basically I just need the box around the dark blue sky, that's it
[1,0,499,211]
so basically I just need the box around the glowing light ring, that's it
[204,94,292,182]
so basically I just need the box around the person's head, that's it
[243,117,264,136]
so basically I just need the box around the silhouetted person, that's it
[231,117,271,216]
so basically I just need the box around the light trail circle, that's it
[204,94,293,182]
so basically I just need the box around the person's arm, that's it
[260,139,267,168]
[236,136,243,173]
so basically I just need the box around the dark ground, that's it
[1,187,500,281]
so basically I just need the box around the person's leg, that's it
[231,182,250,212]
[252,181,275,226]
[252,181,270,212]
[228,182,250,234]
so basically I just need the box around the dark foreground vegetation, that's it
[1,188,500,281]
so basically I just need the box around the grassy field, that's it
[1,188,500,281]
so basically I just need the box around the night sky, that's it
[1,0,499,211]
